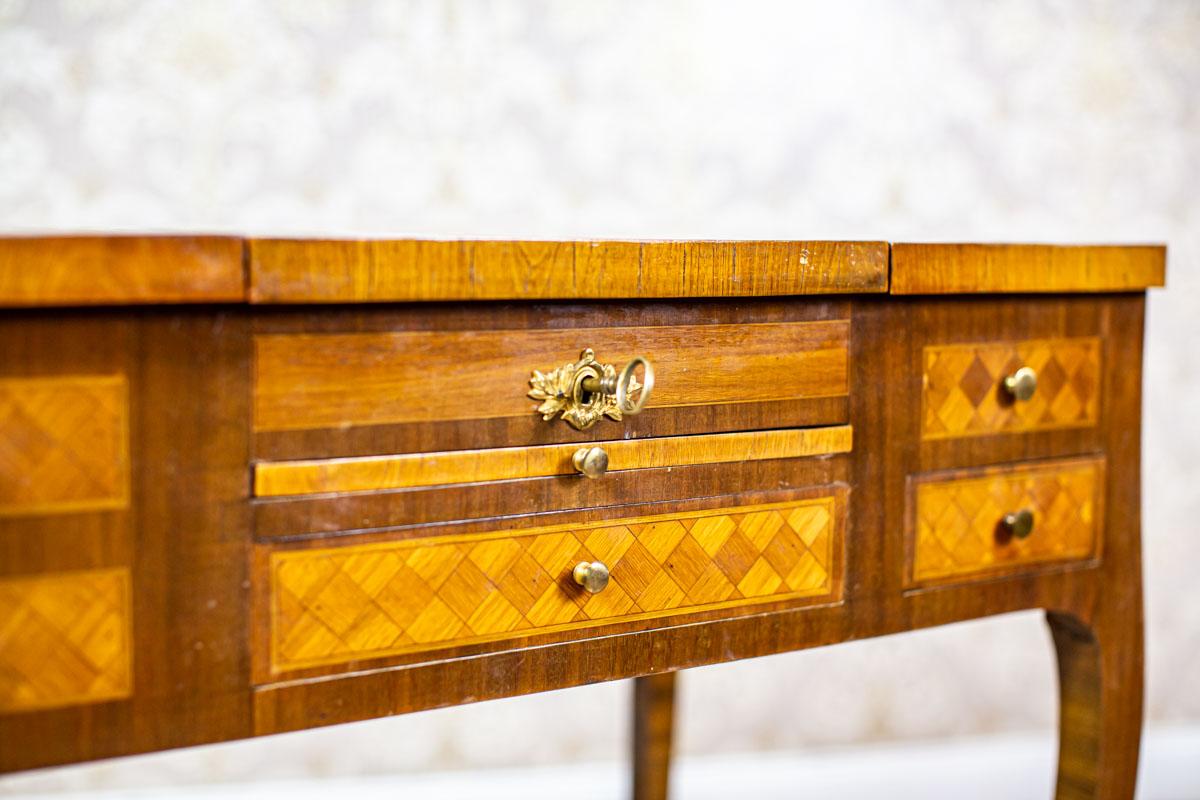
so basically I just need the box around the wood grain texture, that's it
[254,425,853,497]
[242,294,1147,800]
[1049,610,1143,800]
[265,496,840,675]
[0,375,129,516]
[922,337,1101,440]
[0,309,252,773]
[908,456,1103,587]
[632,672,676,800]
[0,568,132,713]
[252,450,848,541]
[253,321,849,433]
[251,299,848,462]
[891,243,1165,294]
[0,288,1152,800]
[0,236,244,306]
[908,297,1110,471]
[248,239,889,302]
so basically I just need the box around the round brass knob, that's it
[572,446,609,479]
[572,560,610,593]
[1003,509,1035,540]
[614,356,654,415]
[1003,367,1038,402]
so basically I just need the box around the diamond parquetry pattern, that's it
[0,375,129,516]
[270,497,837,672]
[911,458,1101,585]
[0,568,133,713]
[922,337,1100,440]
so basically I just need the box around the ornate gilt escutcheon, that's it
[528,348,654,430]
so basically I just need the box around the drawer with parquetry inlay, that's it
[252,488,845,682]
[905,455,1105,589]
[921,336,1102,441]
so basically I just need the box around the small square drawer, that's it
[921,337,1101,441]
[905,456,1104,588]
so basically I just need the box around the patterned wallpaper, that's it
[1,0,1197,786]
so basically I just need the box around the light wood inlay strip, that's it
[266,496,841,673]
[252,321,849,433]
[0,236,244,306]
[0,375,130,516]
[0,568,133,713]
[892,243,1165,294]
[248,239,888,302]
[254,426,853,497]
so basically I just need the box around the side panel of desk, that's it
[0,309,253,772]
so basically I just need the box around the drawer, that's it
[251,313,849,459]
[921,336,1101,441]
[906,456,1104,588]
[252,426,851,536]
[255,426,851,496]
[254,488,845,681]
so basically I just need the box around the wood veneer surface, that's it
[0,237,1166,305]
[0,267,1154,798]
[0,236,244,306]
[248,239,889,301]
[251,321,849,433]
[254,426,853,497]
[892,243,1165,295]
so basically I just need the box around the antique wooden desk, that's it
[0,237,1164,798]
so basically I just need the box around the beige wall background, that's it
[0,0,1197,789]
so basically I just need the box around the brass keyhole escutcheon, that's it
[1003,367,1038,402]
[529,349,655,430]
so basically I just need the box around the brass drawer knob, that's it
[1003,367,1038,402]
[572,446,609,478]
[573,560,610,593]
[1002,509,1035,539]
[529,349,655,430]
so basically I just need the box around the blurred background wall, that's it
[0,0,1197,796]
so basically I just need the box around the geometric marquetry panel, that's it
[922,337,1101,440]
[268,497,839,674]
[0,568,133,713]
[909,457,1103,587]
[0,375,130,516]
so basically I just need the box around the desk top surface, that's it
[0,236,1165,307]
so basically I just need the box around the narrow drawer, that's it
[906,456,1104,588]
[255,426,851,497]
[252,426,851,536]
[921,337,1101,441]
[255,489,845,680]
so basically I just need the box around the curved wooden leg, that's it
[1048,609,1144,799]
[632,672,677,800]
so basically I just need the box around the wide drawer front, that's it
[921,336,1101,440]
[259,491,844,679]
[906,456,1104,588]
[252,319,848,447]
